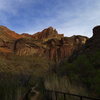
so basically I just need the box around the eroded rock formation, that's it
[82,25,100,53]
[0,25,88,62]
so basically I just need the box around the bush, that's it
[0,55,51,100]
[57,50,100,97]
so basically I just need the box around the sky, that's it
[0,0,100,37]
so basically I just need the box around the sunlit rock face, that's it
[0,26,22,40]
[0,26,22,53]
[0,25,88,62]
[45,36,88,62]
[31,27,64,42]
[14,38,45,56]
[14,32,88,62]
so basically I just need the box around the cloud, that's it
[26,0,100,37]
[0,0,42,15]
[0,0,100,37]
[0,0,45,27]
[51,0,100,37]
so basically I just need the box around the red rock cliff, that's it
[0,26,88,62]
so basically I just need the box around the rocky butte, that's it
[0,25,88,62]
[78,25,100,54]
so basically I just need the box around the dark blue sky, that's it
[0,0,100,37]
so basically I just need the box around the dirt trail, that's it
[30,90,40,100]
[22,85,41,100]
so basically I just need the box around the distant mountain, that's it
[0,26,22,40]
[0,26,88,62]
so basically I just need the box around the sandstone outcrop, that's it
[44,36,88,62]
[0,26,22,40]
[32,27,64,41]
[14,35,87,62]
[0,25,88,62]
[0,26,22,52]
